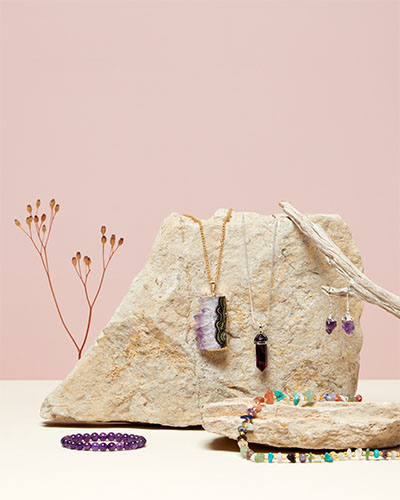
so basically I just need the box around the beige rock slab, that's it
[202,398,400,449]
[41,210,364,426]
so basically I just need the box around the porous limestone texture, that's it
[202,398,400,449]
[41,210,364,426]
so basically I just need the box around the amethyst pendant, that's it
[194,296,227,350]
[341,313,355,335]
[254,328,268,372]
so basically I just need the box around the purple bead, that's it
[108,442,116,451]
[91,432,99,441]
[91,443,99,451]
[342,318,355,335]
[99,432,107,441]
[382,450,388,459]
[61,437,68,447]
[325,318,337,334]
[83,433,91,442]
[116,442,124,451]
[115,433,123,442]
[107,432,115,441]
[329,393,336,401]
[65,439,72,449]
[75,433,83,440]
[138,437,146,446]
[83,443,91,451]
[70,442,77,450]
[299,454,307,463]
[70,434,76,440]
[124,441,132,450]
[131,441,139,449]
[122,433,129,440]
[76,441,84,450]
[99,443,108,452]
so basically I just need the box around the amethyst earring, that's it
[325,287,337,334]
[342,290,355,335]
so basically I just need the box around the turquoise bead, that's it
[274,390,285,401]
[293,393,300,406]
[324,453,333,462]
[268,452,274,463]
[374,449,380,459]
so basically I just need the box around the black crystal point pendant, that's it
[254,326,268,372]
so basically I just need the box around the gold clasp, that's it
[210,281,216,296]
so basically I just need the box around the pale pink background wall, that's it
[1,1,399,379]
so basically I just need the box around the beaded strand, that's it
[61,432,146,452]
[237,390,400,463]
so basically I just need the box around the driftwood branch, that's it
[279,201,400,319]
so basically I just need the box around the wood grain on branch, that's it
[279,201,400,319]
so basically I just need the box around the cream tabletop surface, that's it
[0,380,399,500]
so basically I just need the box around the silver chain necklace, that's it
[242,213,280,371]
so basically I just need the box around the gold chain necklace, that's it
[183,208,232,351]
[183,208,232,296]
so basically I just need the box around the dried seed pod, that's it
[34,215,39,223]
[76,251,81,260]
[49,199,55,209]
[87,257,92,266]
[110,234,116,247]
[84,256,89,266]
[36,199,41,209]
[72,256,77,266]
[101,225,106,235]
[55,204,60,213]
[14,219,21,227]
[101,235,107,245]
[118,238,124,246]
[42,224,47,233]
[26,216,32,226]
[41,213,46,222]
[27,204,32,214]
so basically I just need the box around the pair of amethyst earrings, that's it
[325,287,355,335]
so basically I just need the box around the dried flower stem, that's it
[15,199,124,359]
[72,240,122,358]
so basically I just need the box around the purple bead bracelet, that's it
[61,432,146,452]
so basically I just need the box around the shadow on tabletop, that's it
[41,421,204,431]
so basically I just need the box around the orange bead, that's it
[264,390,274,404]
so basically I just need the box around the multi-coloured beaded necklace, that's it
[237,390,400,463]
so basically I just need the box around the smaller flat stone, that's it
[202,399,400,449]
